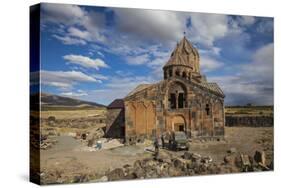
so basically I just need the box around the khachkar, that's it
[106,36,225,143]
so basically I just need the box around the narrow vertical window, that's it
[169,69,173,77]
[205,104,210,116]
[169,93,176,109]
[178,93,184,108]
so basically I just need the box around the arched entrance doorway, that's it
[172,115,186,132]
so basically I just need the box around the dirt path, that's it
[41,136,152,175]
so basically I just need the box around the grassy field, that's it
[225,106,273,116]
[40,109,106,120]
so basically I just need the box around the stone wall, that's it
[105,109,125,138]
[125,100,157,139]
[124,79,224,141]
[225,115,273,127]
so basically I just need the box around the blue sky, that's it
[36,3,274,106]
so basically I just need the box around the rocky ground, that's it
[39,127,273,185]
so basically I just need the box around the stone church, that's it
[106,36,225,142]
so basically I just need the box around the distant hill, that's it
[31,93,106,110]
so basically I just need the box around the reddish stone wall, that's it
[124,79,225,142]
[125,101,156,140]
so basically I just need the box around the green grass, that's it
[225,105,273,116]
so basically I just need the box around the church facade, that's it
[106,36,225,142]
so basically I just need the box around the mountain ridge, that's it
[31,92,106,110]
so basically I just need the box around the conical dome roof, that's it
[163,36,199,71]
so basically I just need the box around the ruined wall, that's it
[105,109,125,138]
[225,116,273,127]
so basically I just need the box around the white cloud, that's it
[97,51,105,57]
[52,34,86,45]
[126,54,150,65]
[113,8,186,43]
[60,91,88,97]
[67,27,91,41]
[83,75,156,105]
[106,75,154,89]
[92,74,108,80]
[242,43,274,82]
[238,16,256,26]
[83,89,123,105]
[186,14,256,48]
[208,43,273,105]
[41,70,101,89]
[41,5,273,105]
[187,13,229,47]
[42,3,106,44]
[41,3,85,25]
[253,43,274,65]
[63,54,109,70]
[200,55,224,72]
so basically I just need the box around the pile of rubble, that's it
[78,138,124,152]
[40,159,97,184]
[74,127,124,152]
[40,134,58,150]
[73,127,104,142]
[105,148,273,181]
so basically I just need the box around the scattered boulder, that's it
[98,176,108,182]
[155,150,172,163]
[72,174,89,183]
[168,166,185,177]
[132,167,145,179]
[81,133,87,140]
[47,116,56,126]
[201,156,213,164]
[224,154,236,166]
[182,151,193,160]
[227,147,237,154]
[107,168,125,181]
[240,154,251,172]
[105,148,272,182]
[191,153,201,162]
[172,157,187,170]
[87,138,95,147]
[254,150,266,166]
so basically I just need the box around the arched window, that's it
[168,82,186,109]
[175,70,180,76]
[182,72,187,78]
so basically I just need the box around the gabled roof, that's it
[163,36,199,69]
[125,84,155,99]
[197,82,225,97]
[107,99,124,109]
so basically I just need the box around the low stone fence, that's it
[225,115,273,127]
